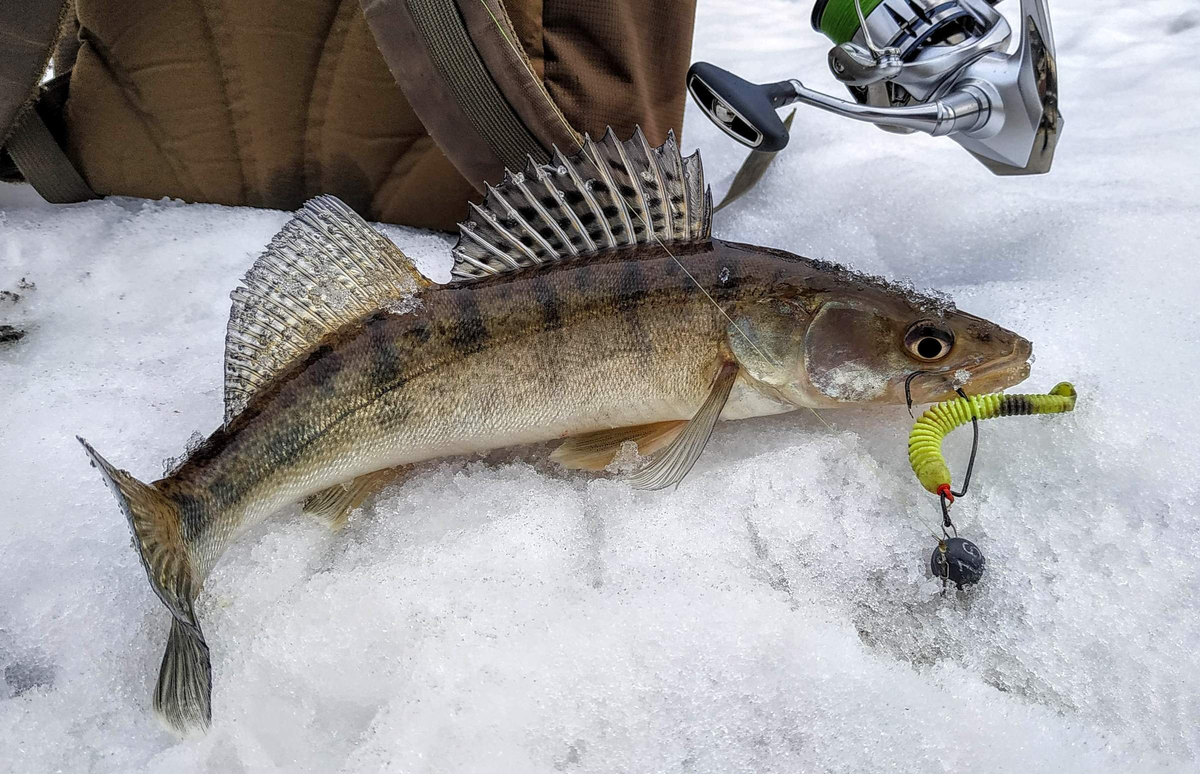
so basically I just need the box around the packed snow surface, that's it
[2,0,1199,770]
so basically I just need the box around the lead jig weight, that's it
[931,537,986,589]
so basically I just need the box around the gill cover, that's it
[726,296,916,404]
[803,302,904,402]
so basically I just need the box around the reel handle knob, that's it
[686,62,798,152]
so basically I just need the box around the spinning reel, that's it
[688,0,1062,175]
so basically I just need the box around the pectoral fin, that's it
[551,420,688,471]
[628,362,740,491]
[302,468,402,529]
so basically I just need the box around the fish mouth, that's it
[968,335,1033,391]
[904,335,1033,404]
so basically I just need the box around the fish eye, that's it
[904,321,955,362]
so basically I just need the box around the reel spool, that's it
[688,0,1062,174]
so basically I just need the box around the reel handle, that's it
[785,80,991,138]
[686,62,798,152]
[688,60,989,149]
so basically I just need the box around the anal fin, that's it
[628,362,740,491]
[551,421,687,471]
[302,467,402,529]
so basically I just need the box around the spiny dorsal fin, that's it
[450,127,712,281]
[223,196,432,423]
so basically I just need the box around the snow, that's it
[2,0,1199,770]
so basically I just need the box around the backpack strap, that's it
[360,0,579,191]
[0,0,69,148]
[6,88,95,203]
[455,0,581,156]
[0,1,95,203]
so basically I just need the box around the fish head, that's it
[726,259,1032,408]
[797,295,1032,406]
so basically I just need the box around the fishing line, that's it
[475,0,577,142]
[646,226,835,433]
[641,213,837,433]
[950,387,979,498]
[480,3,831,431]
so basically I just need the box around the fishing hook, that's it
[910,382,1078,590]
[951,387,979,499]
[903,370,930,418]
[905,373,979,495]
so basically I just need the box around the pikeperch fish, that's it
[79,128,1032,735]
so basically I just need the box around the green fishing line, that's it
[813,0,887,45]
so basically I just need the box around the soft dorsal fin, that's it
[223,196,432,423]
[450,126,712,281]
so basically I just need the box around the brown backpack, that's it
[0,0,697,231]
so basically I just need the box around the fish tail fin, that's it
[77,436,212,735]
[155,618,212,736]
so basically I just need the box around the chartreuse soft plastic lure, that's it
[908,382,1077,589]
[909,382,1078,501]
